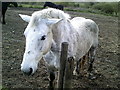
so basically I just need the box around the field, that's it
[2,7,119,89]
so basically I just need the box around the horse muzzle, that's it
[21,67,33,76]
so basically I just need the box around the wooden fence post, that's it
[64,57,74,89]
[58,42,68,89]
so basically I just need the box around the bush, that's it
[111,2,118,16]
[92,2,118,16]
[84,2,96,8]
[57,2,79,7]
[101,3,114,14]
[18,4,23,7]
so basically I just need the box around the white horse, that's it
[19,8,99,85]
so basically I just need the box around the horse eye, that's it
[41,35,46,40]
[28,51,30,54]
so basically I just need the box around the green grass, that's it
[18,3,118,17]
[18,4,43,9]
[0,86,2,89]
[65,7,115,17]
[0,86,9,90]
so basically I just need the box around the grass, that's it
[18,4,118,17]
[0,86,2,89]
[19,4,43,9]
[65,7,116,17]
[0,86,9,90]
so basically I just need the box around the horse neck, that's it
[52,24,63,50]
[52,19,74,50]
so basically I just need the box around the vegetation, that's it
[0,87,8,90]
[18,2,44,9]
[18,2,119,17]
[92,2,118,16]
[79,2,118,16]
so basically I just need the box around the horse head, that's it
[19,13,62,75]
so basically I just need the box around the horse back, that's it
[44,2,57,8]
[71,17,99,34]
[57,5,64,10]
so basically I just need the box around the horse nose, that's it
[21,68,33,76]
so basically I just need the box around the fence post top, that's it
[62,42,68,45]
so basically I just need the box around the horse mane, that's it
[32,8,71,20]
[29,8,71,26]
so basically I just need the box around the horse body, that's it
[19,8,99,84]
[43,2,64,10]
[2,2,18,24]
[44,17,99,71]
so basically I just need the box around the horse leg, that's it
[74,53,88,75]
[2,14,5,24]
[49,70,55,89]
[80,55,87,71]
[88,46,96,74]
[79,52,89,76]
[75,59,81,74]
[2,8,7,24]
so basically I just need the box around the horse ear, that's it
[46,18,62,27]
[19,14,31,22]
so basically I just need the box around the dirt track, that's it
[2,7,119,89]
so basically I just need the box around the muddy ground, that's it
[2,7,120,89]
